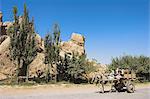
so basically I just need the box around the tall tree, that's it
[44,33,54,82]
[44,23,61,82]
[52,23,61,82]
[9,4,37,83]
[9,6,20,83]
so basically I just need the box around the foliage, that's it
[44,23,61,82]
[57,54,71,81]
[63,53,97,83]
[109,55,150,81]
[8,4,37,83]
[57,52,98,83]
[67,54,86,81]
[84,60,97,74]
[44,33,53,82]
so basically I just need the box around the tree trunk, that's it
[47,63,50,83]
[11,62,14,83]
[54,62,57,83]
[26,65,29,82]
[16,61,19,84]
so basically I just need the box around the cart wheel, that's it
[114,83,124,92]
[126,83,135,93]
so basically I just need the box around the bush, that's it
[109,55,150,81]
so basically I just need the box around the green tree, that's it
[9,6,20,83]
[52,23,61,82]
[44,33,54,82]
[66,53,86,83]
[44,23,61,82]
[57,54,71,81]
[109,55,150,81]
[9,4,37,83]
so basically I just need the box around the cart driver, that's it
[115,68,122,79]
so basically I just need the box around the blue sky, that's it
[1,0,149,64]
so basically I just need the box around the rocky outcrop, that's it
[0,11,88,81]
[0,32,86,80]
[0,35,8,45]
[29,53,46,78]
[0,33,45,80]
[3,21,13,30]
[0,32,108,82]
[35,34,44,52]
[0,36,16,80]
[60,33,85,58]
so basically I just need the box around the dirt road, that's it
[0,84,149,99]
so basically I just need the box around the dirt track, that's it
[0,84,150,99]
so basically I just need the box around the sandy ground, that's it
[0,83,150,99]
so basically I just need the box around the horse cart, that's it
[95,69,136,93]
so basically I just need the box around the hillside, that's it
[0,31,92,80]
